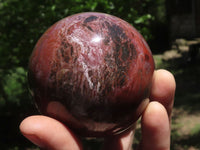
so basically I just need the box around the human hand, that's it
[20,69,176,150]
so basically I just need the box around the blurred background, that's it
[0,0,200,149]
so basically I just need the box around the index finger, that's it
[150,69,176,117]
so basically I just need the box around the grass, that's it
[190,124,200,135]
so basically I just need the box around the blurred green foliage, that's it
[0,0,167,149]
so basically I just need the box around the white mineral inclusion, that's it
[66,29,104,92]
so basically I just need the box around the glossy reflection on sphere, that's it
[28,12,155,137]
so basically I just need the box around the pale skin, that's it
[20,69,176,150]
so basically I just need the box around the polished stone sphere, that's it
[28,12,155,137]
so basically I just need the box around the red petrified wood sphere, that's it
[28,12,155,137]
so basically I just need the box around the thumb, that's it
[20,115,83,150]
